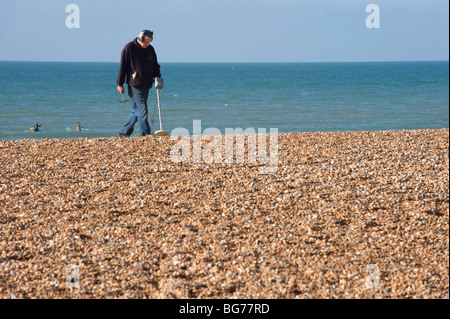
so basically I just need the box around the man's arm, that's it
[117,46,129,93]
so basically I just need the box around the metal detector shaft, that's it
[157,88,163,131]
[154,88,169,136]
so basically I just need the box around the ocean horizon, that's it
[0,60,448,140]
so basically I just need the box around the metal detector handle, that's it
[155,77,164,90]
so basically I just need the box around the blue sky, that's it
[0,0,448,62]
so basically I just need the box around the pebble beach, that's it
[0,128,448,299]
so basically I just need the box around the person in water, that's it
[76,122,81,131]
[32,123,41,132]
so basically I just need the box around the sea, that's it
[0,61,448,140]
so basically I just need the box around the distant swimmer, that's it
[31,123,42,132]
[73,122,90,131]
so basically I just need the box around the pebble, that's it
[0,129,448,299]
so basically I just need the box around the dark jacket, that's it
[117,38,161,89]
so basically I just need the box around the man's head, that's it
[137,29,153,48]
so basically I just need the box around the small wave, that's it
[66,127,90,132]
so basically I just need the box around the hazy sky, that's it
[0,0,448,62]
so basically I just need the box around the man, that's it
[117,29,161,137]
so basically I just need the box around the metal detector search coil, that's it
[155,77,164,90]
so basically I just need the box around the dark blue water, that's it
[0,61,448,139]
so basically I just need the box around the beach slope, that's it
[0,129,448,298]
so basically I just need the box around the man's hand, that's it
[117,85,125,94]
